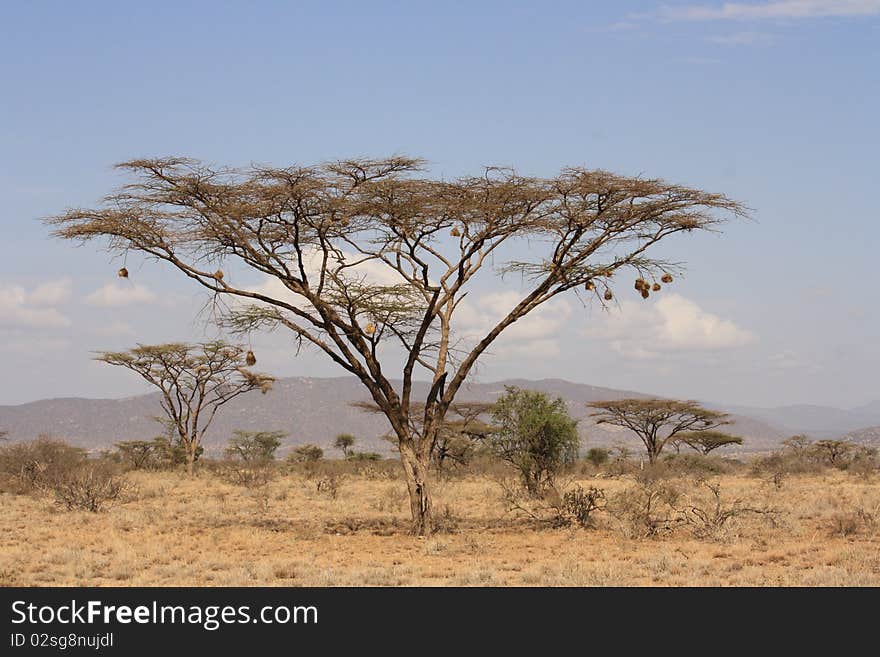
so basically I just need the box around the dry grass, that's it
[1,469,878,586]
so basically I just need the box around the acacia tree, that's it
[357,400,493,473]
[333,433,356,458]
[95,342,274,475]
[49,156,743,534]
[225,430,286,462]
[676,430,743,455]
[588,399,731,464]
[812,439,855,467]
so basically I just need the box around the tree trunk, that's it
[399,443,433,536]
[185,445,196,477]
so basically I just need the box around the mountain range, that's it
[1,376,878,456]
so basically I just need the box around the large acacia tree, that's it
[49,156,743,534]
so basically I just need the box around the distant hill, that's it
[725,401,880,437]
[843,426,880,449]
[0,376,788,456]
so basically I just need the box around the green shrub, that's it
[584,447,610,466]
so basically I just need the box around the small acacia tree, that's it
[290,444,324,463]
[333,433,356,458]
[49,156,743,534]
[114,440,157,470]
[225,430,286,462]
[95,342,274,475]
[588,399,731,464]
[486,386,580,495]
[677,430,743,455]
[811,439,855,467]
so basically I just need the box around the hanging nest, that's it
[652,283,661,292]
[245,350,256,366]
[601,269,613,277]
[641,288,650,300]
[634,278,647,291]
[450,226,461,237]
[661,273,673,284]
[585,281,596,292]
[214,269,224,281]
[117,267,129,279]
[603,289,613,301]
[365,322,377,335]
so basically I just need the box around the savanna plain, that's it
[2,456,878,587]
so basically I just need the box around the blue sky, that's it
[1,1,878,408]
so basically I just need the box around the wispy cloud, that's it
[84,282,156,307]
[707,30,776,44]
[662,1,880,21]
[28,278,73,306]
[0,281,72,329]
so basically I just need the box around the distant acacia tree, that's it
[290,444,324,463]
[114,440,157,470]
[95,342,274,475]
[333,434,356,459]
[588,399,731,464]
[49,156,743,533]
[225,430,286,462]
[431,402,494,473]
[357,401,493,473]
[811,439,855,467]
[677,430,743,455]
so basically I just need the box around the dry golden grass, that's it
[1,468,878,586]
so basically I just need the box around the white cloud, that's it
[84,283,157,307]
[28,278,73,305]
[663,1,880,21]
[0,282,71,329]
[586,293,755,358]
[454,291,572,357]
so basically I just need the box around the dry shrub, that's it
[677,479,777,540]
[46,461,135,512]
[498,477,605,529]
[315,474,341,499]
[356,462,396,480]
[827,507,877,538]
[0,437,87,494]
[555,485,605,528]
[433,504,461,534]
[217,461,276,489]
[608,479,682,538]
